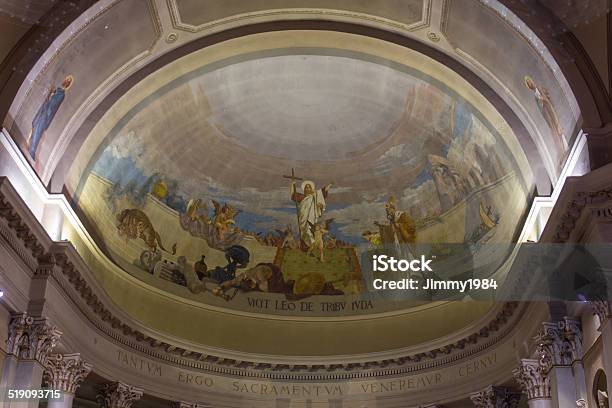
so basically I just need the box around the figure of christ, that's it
[290,180,332,248]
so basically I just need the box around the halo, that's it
[62,74,74,90]
[301,180,315,191]
[523,75,534,88]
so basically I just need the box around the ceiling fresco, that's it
[70,50,533,316]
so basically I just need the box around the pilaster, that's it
[529,318,586,407]
[1,313,62,407]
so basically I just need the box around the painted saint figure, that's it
[524,76,568,157]
[290,180,332,247]
[28,75,73,160]
[375,196,417,261]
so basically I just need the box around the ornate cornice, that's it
[0,177,523,379]
[550,187,612,243]
[43,353,93,394]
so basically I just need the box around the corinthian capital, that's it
[43,353,92,394]
[513,358,551,400]
[470,386,521,407]
[6,313,62,364]
[535,321,573,372]
[97,382,143,408]
[559,317,583,361]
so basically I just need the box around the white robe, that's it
[298,190,326,246]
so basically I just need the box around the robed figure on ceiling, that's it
[524,75,568,160]
[290,180,332,247]
[28,75,73,160]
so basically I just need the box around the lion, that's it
[116,208,168,253]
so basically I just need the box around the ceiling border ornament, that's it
[166,0,432,34]
[0,176,524,379]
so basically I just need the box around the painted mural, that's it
[28,75,74,161]
[73,54,532,314]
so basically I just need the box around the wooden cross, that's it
[282,168,304,241]
[282,168,303,183]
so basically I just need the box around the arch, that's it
[594,369,609,408]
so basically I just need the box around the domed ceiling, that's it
[68,39,533,317]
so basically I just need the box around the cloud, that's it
[373,142,425,175]
[108,130,145,160]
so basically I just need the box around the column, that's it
[513,359,552,408]
[469,385,521,407]
[96,382,143,408]
[0,313,62,408]
[562,317,588,404]
[43,353,93,408]
[535,318,586,407]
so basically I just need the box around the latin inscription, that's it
[361,373,442,393]
[113,348,499,397]
[232,382,343,397]
[246,298,373,313]
[177,372,214,387]
[458,353,497,377]
[116,350,162,376]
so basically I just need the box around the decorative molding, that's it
[551,187,612,243]
[43,353,93,394]
[0,176,524,379]
[469,385,521,407]
[6,313,62,365]
[166,0,432,34]
[513,358,551,400]
[97,382,143,408]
